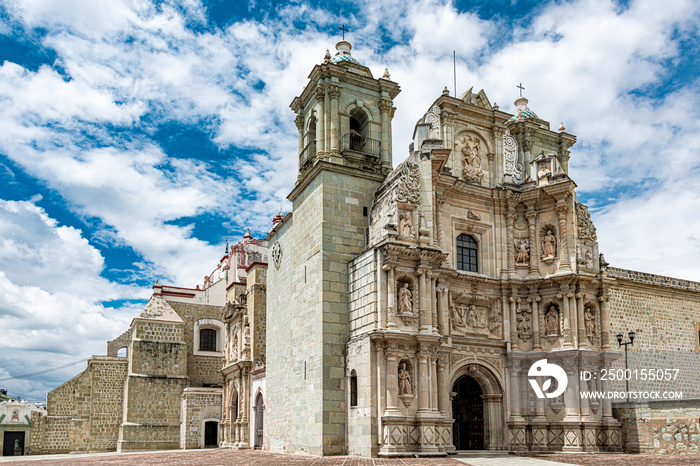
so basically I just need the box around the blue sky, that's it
[0,0,698,401]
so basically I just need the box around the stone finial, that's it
[442,86,450,96]
[558,121,566,132]
[383,67,391,79]
[324,49,331,61]
[243,229,252,239]
[493,102,499,111]
[154,280,161,286]
[272,212,284,226]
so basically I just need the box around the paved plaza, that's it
[1,450,699,466]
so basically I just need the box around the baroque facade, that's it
[8,39,700,458]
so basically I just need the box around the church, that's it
[6,39,699,458]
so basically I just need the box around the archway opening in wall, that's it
[452,375,484,450]
[204,421,218,448]
[348,107,370,151]
[255,393,264,449]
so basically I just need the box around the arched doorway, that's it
[450,363,505,451]
[452,375,484,450]
[254,393,264,449]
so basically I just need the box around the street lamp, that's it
[617,330,636,399]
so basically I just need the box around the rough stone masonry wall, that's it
[614,400,700,455]
[608,268,700,455]
[169,302,225,387]
[87,359,128,452]
[181,389,222,449]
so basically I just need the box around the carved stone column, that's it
[418,268,429,333]
[509,363,523,421]
[384,347,400,415]
[526,211,539,276]
[506,211,516,274]
[530,294,542,350]
[509,295,519,350]
[328,84,340,155]
[379,98,392,167]
[385,264,397,329]
[437,287,448,336]
[436,358,448,417]
[295,112,304,156]
[416,349,431,417]
[324,83,330,153]
[556,203,571,271]
[576,292,586,348]
[599,295,611,351]
[313,86,325,156]
[568,292,577,348]
[561,289,573,348]
[431,275,438,335]
[430,354,439,413]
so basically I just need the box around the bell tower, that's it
[266,40,400,456]
[290,40,400,180]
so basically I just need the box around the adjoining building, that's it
[10,39,699,458]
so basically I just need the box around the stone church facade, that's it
[7,39,700,458]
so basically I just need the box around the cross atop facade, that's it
[338,24,349,40]
[517,83,525,97]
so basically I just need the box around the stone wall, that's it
[614,399,700,455]
[180,388,222,449]
[169,302,225,387]
[348,250,378,335]
[346,334,377,457]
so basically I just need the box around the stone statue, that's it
[584,307,596,336]
[398,362,412,396]
[467,305,478,327]
[537,164,551,182]
[542,230,557,259]
[460,135,483,182]
[515,239,530,264]
[517,313,531,333]
[398,283,413,314]
[545,306,559,336]
[398,212,414,238]
[230,332,238,361]
[11,410,19,422]
[453,303,466,327]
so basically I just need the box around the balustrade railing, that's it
[341,133,381,157]
[299,139,316,170]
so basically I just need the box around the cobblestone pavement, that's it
[518,453,700,466]
[0,450,698,465]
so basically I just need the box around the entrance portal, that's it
[3,431,25,456]
[254,393,264,449]
[204,421,218,447]
[452,375,484,450]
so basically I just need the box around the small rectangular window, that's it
[199,328,217,352]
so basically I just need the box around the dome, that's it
[330,40,362,66]
[507,96,538,122]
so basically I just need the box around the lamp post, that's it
[617,330,636,399]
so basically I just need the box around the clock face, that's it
[271,242,282,268]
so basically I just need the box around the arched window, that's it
[456,234,478,273]
[199,328,217,352]
[350,370,358,407]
